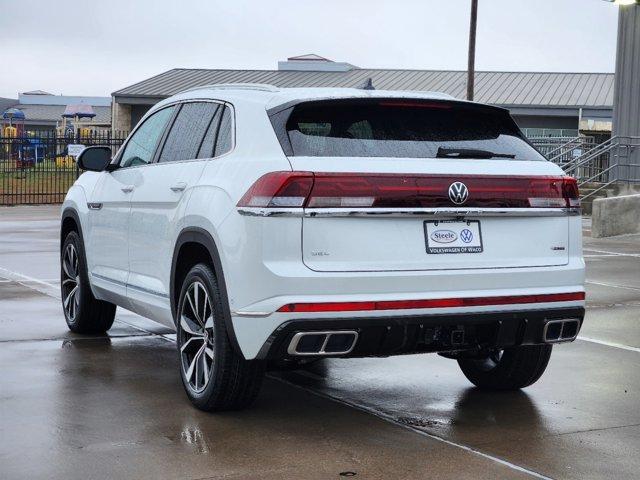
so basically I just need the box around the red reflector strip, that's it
[277,292,585,313]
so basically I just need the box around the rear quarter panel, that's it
[178,98,292,314]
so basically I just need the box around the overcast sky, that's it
[0,0,619,99]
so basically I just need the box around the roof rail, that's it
[178,83,279,94]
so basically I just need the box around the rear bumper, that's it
[256,306,585,360]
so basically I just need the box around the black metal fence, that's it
[0,132,127,205]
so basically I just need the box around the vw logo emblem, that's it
[448,182,469,205]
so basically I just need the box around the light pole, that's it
[467,0,479,101]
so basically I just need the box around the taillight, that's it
[237,172,313,207]
[528,176,579,208]
[237,172,581,209]
[562,177,581,208]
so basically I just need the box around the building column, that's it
[612,5,640,182]
[111,98,131,135]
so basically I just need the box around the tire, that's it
[457,345,552,390]
[176,263,265,411]
[61,231,116,334]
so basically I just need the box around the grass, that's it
[0,159,78,205]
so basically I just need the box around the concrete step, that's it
[578,182,640,215]
[579,183,615,215]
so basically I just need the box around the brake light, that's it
[237,172,313,207]
[378,101,453,109]
[527,176,579,209]
[237,173,580,209]
[562,177,581,208]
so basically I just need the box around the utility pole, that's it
[467,0,479,101]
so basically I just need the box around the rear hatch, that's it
[258,98,578,272]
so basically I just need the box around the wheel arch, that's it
[171,227,243,357]
[61,206,104,300]
[61,208,84,253]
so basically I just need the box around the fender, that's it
[170,227,242,357]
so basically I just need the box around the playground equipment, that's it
[54,104,101,167]
[2,104,105,171]
[2,108,25,151]
[3,125,17,138]
[2,107,25,135]
[2,108,34,165]
[59,104,97,137]
[14,136,47,168]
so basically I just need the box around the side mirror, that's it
[77,146,112,172]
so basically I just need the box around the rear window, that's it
[277,99,544,161]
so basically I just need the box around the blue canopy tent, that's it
[2,107,26,124]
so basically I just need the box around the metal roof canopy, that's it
[113,69,614,110]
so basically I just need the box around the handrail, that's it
[562,137,620,175]
[545,136,588,162]
[560,136,640,191]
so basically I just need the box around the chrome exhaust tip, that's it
[543,319,581,343]
[287,331,358,356]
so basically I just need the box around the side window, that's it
[119,106,175,168]
[197,105,222,159]
[158,102,219,163]
[214,106,233,157]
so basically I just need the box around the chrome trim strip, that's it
[231,310,273,318]
[113,99,236,169]
[90,273,168,298]
[127,282,169,299]
[238,207,581,218]
[238,207,302,217]
[91,273,126,287]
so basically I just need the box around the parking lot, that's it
[1,205,639,480]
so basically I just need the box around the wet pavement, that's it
[1,205,639,480]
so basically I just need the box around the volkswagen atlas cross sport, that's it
[61,84,585,411]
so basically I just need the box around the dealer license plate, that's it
[424,220,483,254]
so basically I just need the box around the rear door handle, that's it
[170,182,187,192]
[121,185,135,193]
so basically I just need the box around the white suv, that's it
[61,85,585,411]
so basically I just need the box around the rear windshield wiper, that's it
[436,147,516,159]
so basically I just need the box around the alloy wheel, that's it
[62,243,80,321]
[179,281,215,393]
